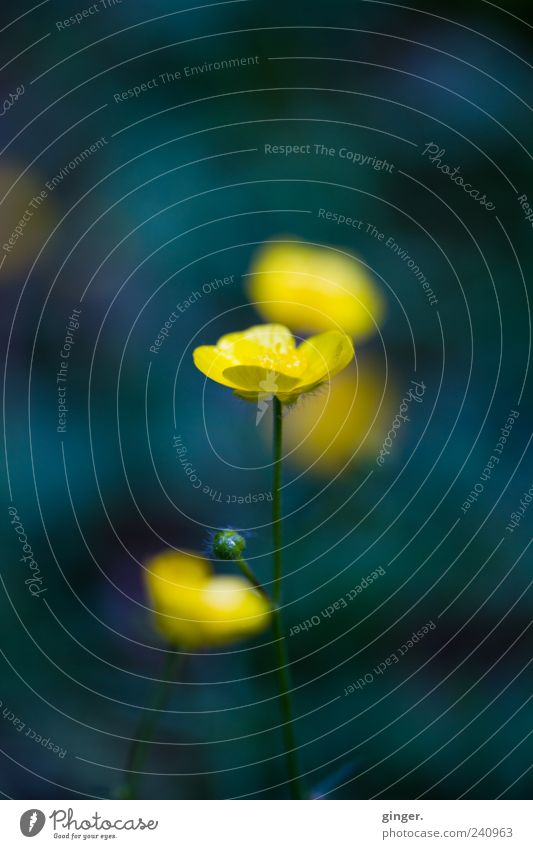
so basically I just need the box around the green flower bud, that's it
[212,529,246,560]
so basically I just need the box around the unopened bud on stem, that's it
[212,529,246,560]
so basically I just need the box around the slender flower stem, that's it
[272,397,283,604]
[271,396,304,800]
[235,555,269,599]
[121,650,183,799]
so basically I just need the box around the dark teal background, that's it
[0,0,532,799]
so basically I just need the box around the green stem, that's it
[271,396,304,800]
[273,396,283,604]
[121,650,183,799]
[235,555,269,599]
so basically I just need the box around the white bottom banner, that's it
[1,800,531,847]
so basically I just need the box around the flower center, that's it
[253,345,305,376]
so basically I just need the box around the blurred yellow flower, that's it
[247,240,385,339]
[193,323,354,401]
[283,360,395,474]
[145,550,271,647]
[0,164,55,277]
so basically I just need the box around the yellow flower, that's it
[145,550,271,647]
[247,240,385,339]
[0,164,56,277]
[193,323,354,402]
[283,360,395,474]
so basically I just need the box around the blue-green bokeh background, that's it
[1,0,532,799]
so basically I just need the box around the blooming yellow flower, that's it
[145,550,271,647]
[247,240,384,339]
[283,360,395,474]
[193,323,354,401]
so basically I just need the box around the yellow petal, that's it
[222,365,301,394]
[193,345,241,388]
[218,323,295,354]
[283,359,395,473]
[193,324,307,393]
[145,551,212,646]
[144,551,271,647]
[248,241,384,338]
[199,576,271,643]
[145,550,209,589]
[295,331,355,392]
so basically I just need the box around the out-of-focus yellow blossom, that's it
[247,240,385,339]
[0,164,55,277]
[283,360,395,474]
[145,550,271,647]
[193,323,354,402]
